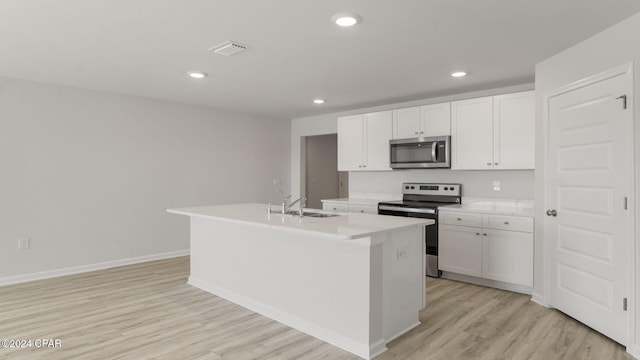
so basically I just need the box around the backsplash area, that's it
[349,170,534,200]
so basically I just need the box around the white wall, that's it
[349,170,533,200]
[535,11,640,355]
[0,77,290,281]
[290,83,535,200]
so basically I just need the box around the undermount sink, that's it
[283,210,341,218]
[303,212,341,218]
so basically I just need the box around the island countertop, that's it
[167,203,433,240]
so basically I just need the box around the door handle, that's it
[546,209,557,217]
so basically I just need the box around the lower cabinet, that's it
[439,225,482,277]
[439,211,533,288]
[322,202,377,214]
[482,229,533,286]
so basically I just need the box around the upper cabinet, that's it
[337,90,533,172]
[451,97,494,170]
[492,92,535,169]
[392,102,451,139]
[338,111,392,171]
[451,91,534,170]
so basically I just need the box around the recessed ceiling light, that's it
[451,71,467,78]
[313,99,325,104]
[187,71,207,79]
[332,13,362,27]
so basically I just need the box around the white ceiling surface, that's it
[1,1,639,119]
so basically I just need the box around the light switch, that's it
[272,178,281,186]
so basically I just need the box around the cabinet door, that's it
[493,91,535,169]
[322,203,349,212]
[349,205,377,214]
[439,211,482,227]
[483,214,534,233]
[420,102,451,136]
[439,224,482,277]
[451,97,494,170]
[482,229,533,286]
[392,107,420,139]
[364,111,393,171]
[337,114,364,171]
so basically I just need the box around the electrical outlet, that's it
[18,238,30,250]
[493,181,501,191]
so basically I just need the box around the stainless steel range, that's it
[378,183,462,278]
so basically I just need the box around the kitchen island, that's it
[167,203,432,359]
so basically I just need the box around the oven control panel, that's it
[402,183,461,196]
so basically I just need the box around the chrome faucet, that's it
[281,194,292,214]
[285,197,307,216]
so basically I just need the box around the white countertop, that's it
[440,198,534,217]
[168,203,433,240]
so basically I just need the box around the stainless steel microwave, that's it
[389,136,451,169]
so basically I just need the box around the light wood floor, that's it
[0,256,632,360]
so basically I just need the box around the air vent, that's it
[209,41,250,56]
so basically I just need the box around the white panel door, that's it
[438,224,482,277]
[364,111,392,171]
[451,97,493,169]
[547,66,632,345]
[420,102,451,137]
[493,91,535,169]
[392,107,420,139]
[337,114,363,171]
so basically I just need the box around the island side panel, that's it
[188,216,377,359]
[379,225,424,342]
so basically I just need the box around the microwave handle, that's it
[431,141,437,162]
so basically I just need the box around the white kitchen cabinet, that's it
[364,111,393,170]
[439,224,482,277]
[349,205,378,214]
[439,210,534,288]
[392,107,420,139]
[337,114,365,171]
[322,201,377,214]
[392,102,450,139]
[493,91,535,169]
[451,97,494,169]
[451,91,534,170]
[337,111,392,171]
[420,102,451,137]
[322,203,350,212]
[482,229,533,286]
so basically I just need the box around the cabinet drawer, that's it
[350,205,377,214]
[483,215,533,233]
[322,203,349,212]
[439,212,482,227]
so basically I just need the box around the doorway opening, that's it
[302,134,348,209]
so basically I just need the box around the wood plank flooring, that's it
[0,256,632,360]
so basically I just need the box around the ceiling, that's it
[1,1,639,119]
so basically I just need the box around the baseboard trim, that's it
[386,321,421,343]
[627,345,640,359]
[188,276,383,360]
[441,271,533,295]
[0,250,189,286]
[530,292,549,307]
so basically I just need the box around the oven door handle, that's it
[378,205,436,214]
